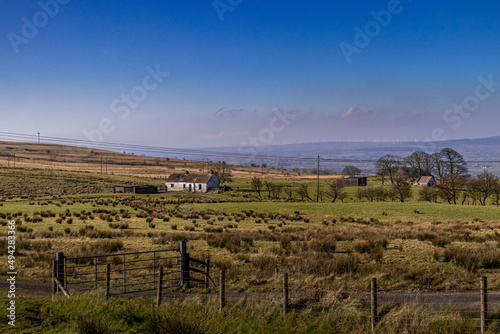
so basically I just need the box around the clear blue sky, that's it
[1,0,500,148]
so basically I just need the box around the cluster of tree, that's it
[432,170,500,205]
[375,148,468,183]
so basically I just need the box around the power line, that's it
[1,131,499,165]
[0,131,378,164]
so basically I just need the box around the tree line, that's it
[246,148,499,205]
[374,147,500,205]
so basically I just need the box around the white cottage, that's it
[165,171,219,193]
[413,175,437,187]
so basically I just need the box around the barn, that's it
[165,171,219,192]
[414,175,436,187]
[343,176,367,187]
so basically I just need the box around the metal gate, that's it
[53,241,214,298]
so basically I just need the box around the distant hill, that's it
[199,136,500,175]
[0,141,298,179]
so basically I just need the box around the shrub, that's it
[76,315,110,334]
[109,222,129,229]
[145,311,207,334]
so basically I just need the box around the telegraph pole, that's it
[37,132,40,144]
[7,154,10,168]
[316,154,320,202]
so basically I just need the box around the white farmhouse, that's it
[165,171,219,192]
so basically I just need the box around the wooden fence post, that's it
[220,269,226,313]
[481,276,487,334]
[205,259,210,289]
[56,252,65,292]
[283,272,289,317]
[157,267,164,308]
[106,264,110,301]
[371,277,377,333]
[180,241,190,287]
[153,251,156,289]
[122,254,126,293]
[94,257,98,289]
[52,260,56,301]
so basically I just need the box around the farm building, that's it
[414,175,436,187]
[103,185,159,194]
[165,171,219,192]
[342,176,367,187]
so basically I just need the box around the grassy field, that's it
[2,191,500,292]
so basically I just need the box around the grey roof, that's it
[165,173,213,183]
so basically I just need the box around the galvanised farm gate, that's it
[52,241,215,298]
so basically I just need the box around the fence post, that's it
[371,277,378,333]
[122,254,126,293]
[56,252,65,292]
[157,266,164,308]
[94,257,98,289]
[63,256,67,290]
[481,276,487,334]
[52,260,56,301]
[106,264,110,301]
[180,241,190,287]
[205,259,210,289]
[153,251,156,289]
[283,272,289,317]
[220,269,226,313]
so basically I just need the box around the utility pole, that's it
[316,154,320,202]
[13,154,15,168]
[7,154,10,168]
[100,157,103,174]
[105,157,108,174]
[37,132,40,144]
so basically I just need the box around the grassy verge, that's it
[1,293,496,333]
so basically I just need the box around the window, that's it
[171,184,174,187]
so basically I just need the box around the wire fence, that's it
[51,243,500,333]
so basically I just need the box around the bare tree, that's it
[418,186,438,203]
[296,184,312,201]
[404,151,433,177]
[213,161,232,186]
[341,165,361,176]
[324,179,346,203]
[391,169,412,202]
[493,179,500,206]
[375,154,402,184]
[469,170,498,206]
[431,152,446,179]
[283,187,294,200]
[440,148,468,177]
[250,177,263,198]
[438,173,468,204]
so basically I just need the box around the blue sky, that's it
[1,0,500,148]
